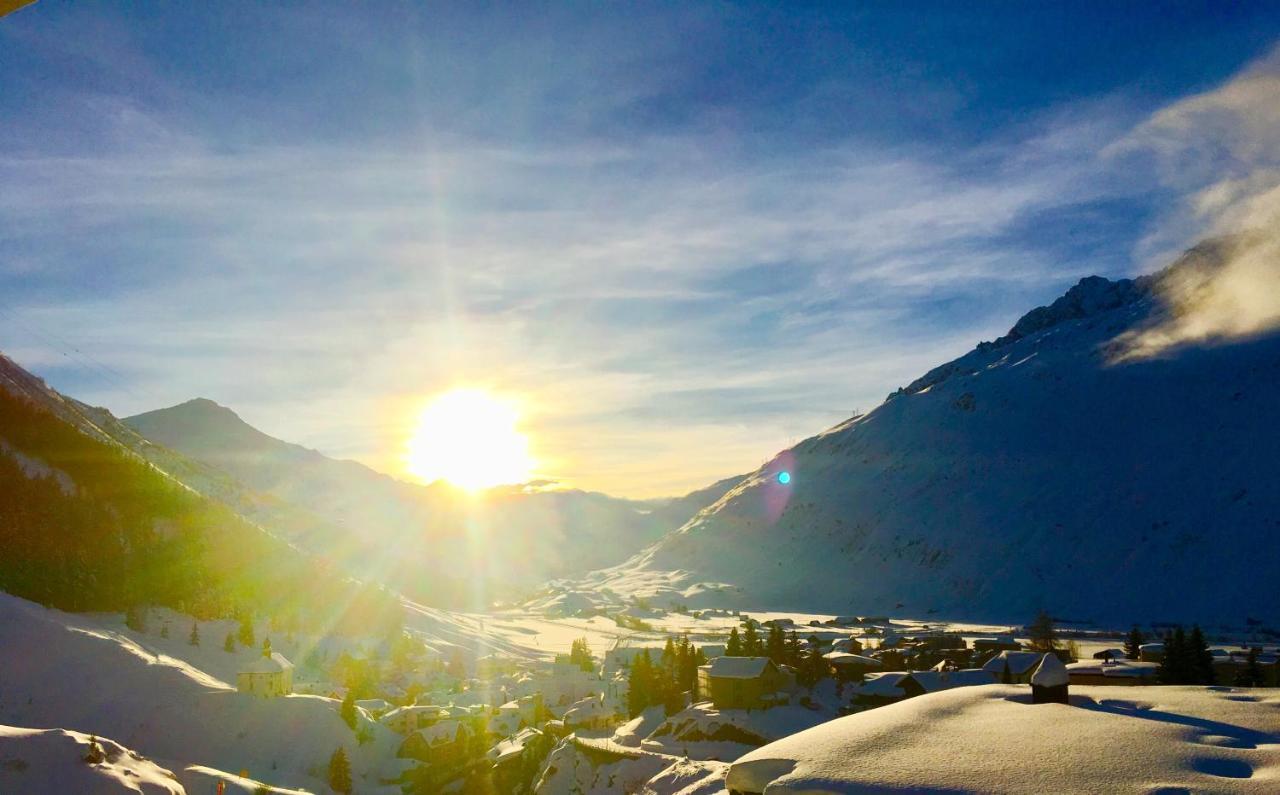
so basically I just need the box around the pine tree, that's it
[327,747,352,794]
[743,622,762,656]
[237,615,255,648]
[188,622,200,646]
[1124,625,1144,660]
[224,632,236,653]
[1236,648,1264,687]
[627,650,652,717]
[661,637,677,682]
[340,691,358,730]
[569,638,594,672]
[83,736,106,764]
[677,637,698,693]
[1188,625,1216,685]
[798,644,828,689]
[726,627,743,657]
[766,625,785,664]
[1159,629,1190,684]
[1028,610,1057,652]
[784,631,802,666]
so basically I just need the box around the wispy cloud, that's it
[1111,44,1280,358]
[3,5,1270,496]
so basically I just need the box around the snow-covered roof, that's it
[906,669,995,693]
[381,704,445,724]
[487,727,543,764]
[355,698,390,712]
[823,652,881,668]
[854,672,908,697]
[727,685,1280,793]
[563,697,610,725]
[702,656,774,679]
[980,650,1044,676]
[410,720,465,746]
[238,652,293,674]
[1030,654,1068,687]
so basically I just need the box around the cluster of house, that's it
[224,635,639,779]
[227,621,1280,785]
[1072,641,1280,686]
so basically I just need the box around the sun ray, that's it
[404,388,534,490]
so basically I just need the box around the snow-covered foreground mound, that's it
[0,726,184,794]
[727,684,1280,793]
[587,239,1280,624]
[0,592,401,794]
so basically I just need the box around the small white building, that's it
[563,695,614,731]
[539,661,602,709]
[236,653,294,697]
[381,704,446,734]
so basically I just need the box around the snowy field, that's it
[403,597,1026,660]
[0,592,403,795]
[409,595,1276,668]
[728,684,1280,793]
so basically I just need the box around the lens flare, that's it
[404,388,534,490]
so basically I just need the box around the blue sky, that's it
[3,2,1280,496]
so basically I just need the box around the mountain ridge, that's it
[123,394,736,606]
[571,237,1280,625]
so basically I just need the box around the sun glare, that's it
[404,388,534,491]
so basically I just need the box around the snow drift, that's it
[727,684,1280,793]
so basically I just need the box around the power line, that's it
[0,304,154,407]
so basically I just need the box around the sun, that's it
[404,388,535,491]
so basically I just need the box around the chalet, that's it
[381,705,446,734]
[697,657,791,710]
[1208,648,1280,686]
[540,661,602,708]
[822,652,882,683]
[852,672,909,707]
[397,720,470,764]
[236,652,294,697]
[875,649,907,670]
[830,637,864,654]
[1066,659,1158,686]
[1138,642,1165,663]
[563,695,614,731]
[972,635,1021,654]
[899,668,995,698]
[487,727,544,768]
[980,650,1045,684]
[1031,653,1069,704]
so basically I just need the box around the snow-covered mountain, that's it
[577,237,1280,625]
[123,399,735,605]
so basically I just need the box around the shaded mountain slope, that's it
[584,239,1280,625]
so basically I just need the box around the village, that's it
[203,602,1280,793]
